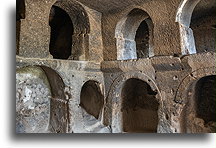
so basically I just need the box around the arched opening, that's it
[181,75,216,133]
[196,76,216,123]
[80,81,104,119]
[176,0,216,54]
[191,0,216,53]
[115,9,154,60]
[16,66,51,133]
[135,18,153,58]
[49,5,73,59]
[16,0,25,55]
[121,78,159,133]
[40,66,68,133]
[16,66,68,133]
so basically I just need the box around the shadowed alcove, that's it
[196,75,216,123]
[191,0,216,53]
[16,66,68,133]
[135,18,153,58]
[176,0,216,54]
[121,78,159,133]
[49,5,74,59]
[181,75,216,133]
[80,81,104,119]
[115,9,154,60]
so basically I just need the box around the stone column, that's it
[18,0,56,58]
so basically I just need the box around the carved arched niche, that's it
[40,66,69,133]
[16,66,51,133]
[181,75,216,133]
[176,0,216,55]
[16,65,69,133]
[49,0,90,60]
[80,80,104,119]
[18,0,102,60]
[49,5,73,59]
[108,72,162,133]
[115,8,154,60]
[190,0,216,53]
[121,78,159,133]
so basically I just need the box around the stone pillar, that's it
[18,0,56,58]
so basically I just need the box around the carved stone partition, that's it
[41,66,69,133]
[18,0,56,58]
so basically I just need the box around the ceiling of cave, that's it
[76,0,152,13]
[76,0,216,19]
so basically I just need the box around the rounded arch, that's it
[40,66,66,101]
[53,0,90,34]
[173,67,216,133]
[16,65,68,133]
[190,0,216,53]
[40,66,69,133]
[115,8,154,60]
[176,0,201,27]
[176,0,216,54]
[49,0,90,60]
[176,0,201,55]
[121,78,159,133]
[175,67,216,104]
[49,5,73,59]
[180,75,216,133]
[108,72,162,133]
[80,80,104,119]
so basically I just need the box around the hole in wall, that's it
[115,9,154,60]
[121,78,159,133]
[190,0,216,53]
[195,75,216,124]
[80,81,104,119]
[173,76,178,80]
[165,114,169,120]
[49,5,73,59]
[181,75,216,133]
[135,18,152,58]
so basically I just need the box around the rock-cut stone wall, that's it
[16,0,216,133]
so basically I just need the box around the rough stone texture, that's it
[181,75,216,133]
[16,66,51,133]
[16,0,216,133]
[18,0,56,58]
[191,16,216,53]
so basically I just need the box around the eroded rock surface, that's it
[16,67,51,133]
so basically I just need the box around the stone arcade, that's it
[16,0,216,133]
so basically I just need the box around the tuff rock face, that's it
[16,0,216,133]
